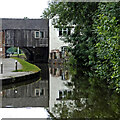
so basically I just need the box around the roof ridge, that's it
[2,19,49,30]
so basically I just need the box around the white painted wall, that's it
[49,74,71,113]
[49,19,69,53]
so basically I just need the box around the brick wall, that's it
[0,31,5,58]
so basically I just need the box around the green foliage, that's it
[43,2,98,67]
[43,2,120,93]
[12,57,40,72]
[94,3,120,93]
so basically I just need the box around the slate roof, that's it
[1,18,49,30]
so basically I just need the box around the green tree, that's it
[94,2,120,92]
[43,2,120,92]
[43,2,98,67]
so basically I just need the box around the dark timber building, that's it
[0,18,49,63]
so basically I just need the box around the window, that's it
[35,89,45,96]
[58,90,62,100]
[56,90,72,100]
[63,28,67,36]
[34,31,44,38]
[59,28,62,36]
[68,28,71,35]
[40,89,44,95]
[40,31,44,38]
[61,46,68,52]
[59,28,71,36]
[34,31,40,38]
[35,89,40,96]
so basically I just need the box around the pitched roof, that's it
[1,18,49,30]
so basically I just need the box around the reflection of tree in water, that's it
[51,68,120,119]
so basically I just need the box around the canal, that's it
[2,63,120,119]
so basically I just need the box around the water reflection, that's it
[2,64,49,108]
[49,65,70,80]
[48,64,72,115]
[2,80,49,108]
[1,64,120,119]
[49,67,120,119]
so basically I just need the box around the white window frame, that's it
[40,31,44,38]
[59,28,71,36]
[34,31,40,38]
[35,88,45,96]
[35,89,40,96]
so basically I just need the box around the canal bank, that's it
[0,58,40,85]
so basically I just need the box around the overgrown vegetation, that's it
[94,3,120,92]
[43,2,120,93]
[12,57,40,72]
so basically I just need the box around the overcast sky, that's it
[0,0,49,19]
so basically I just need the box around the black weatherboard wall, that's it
[2,18,49,63]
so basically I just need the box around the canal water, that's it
[2,64,120,119]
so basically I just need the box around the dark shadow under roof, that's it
[1,18,49,30]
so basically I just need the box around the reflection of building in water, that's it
[49,66,72,113]
[49,67,69,80]
[2,79,49,108]
[57,90,72,100]
[49,66,87,118]
[49,47,68,60]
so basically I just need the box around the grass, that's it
[11,54,26,59]
[12,57,40,72]
[12,53,25,56]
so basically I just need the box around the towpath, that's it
[0,58,31,80]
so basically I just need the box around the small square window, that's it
[35,89,40,96]
[40,31,44,38]
[68,28,71,35]
[59,90,62,100]
[63,30,67,36]
[40,89,44,95]
[35,89,45,96]
[59,28,71,36]
[59,28,62,36]
[35,31,40,38]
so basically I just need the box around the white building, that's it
[48,66,72,115]
[49,19,73,59]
